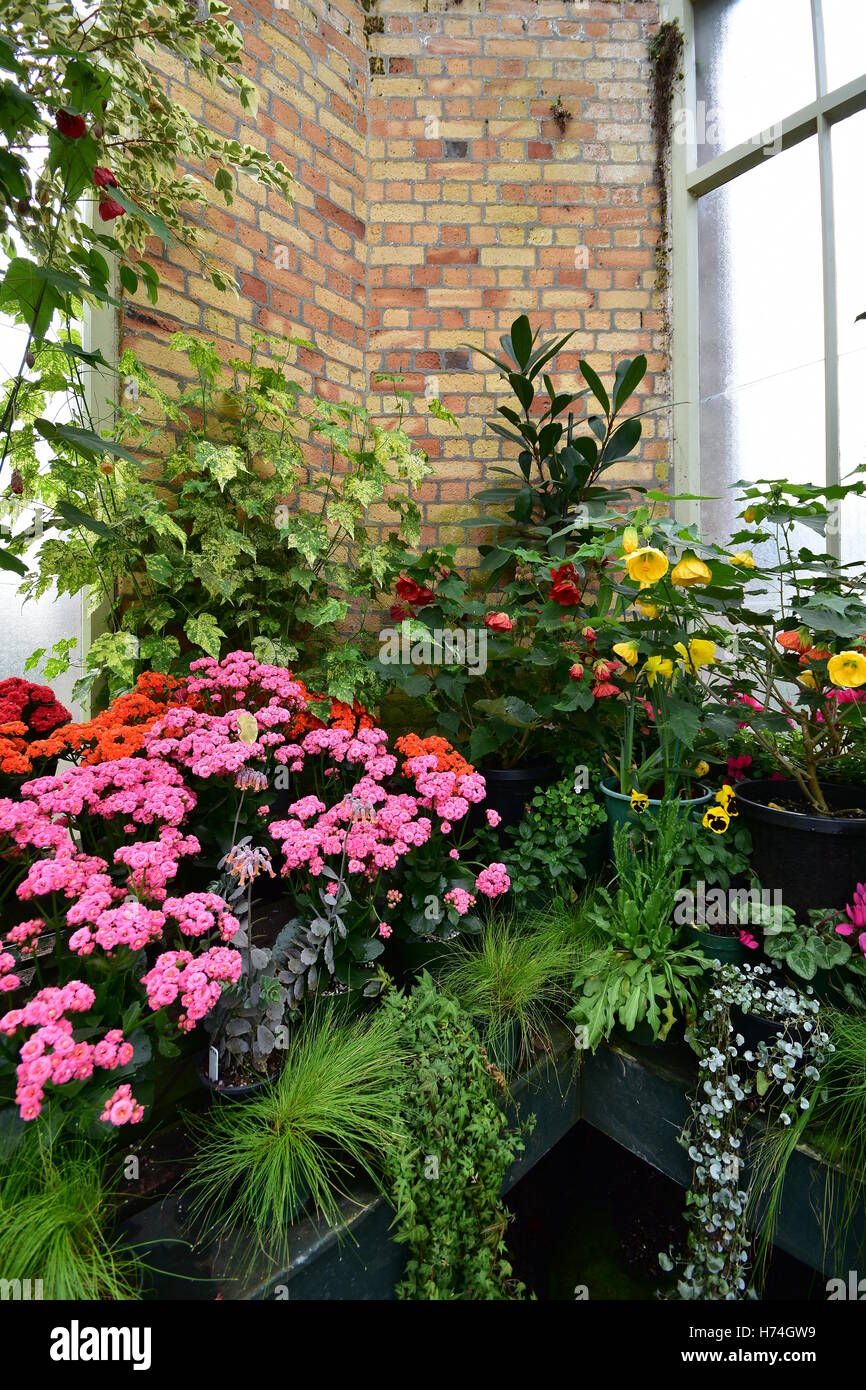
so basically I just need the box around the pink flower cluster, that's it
[835,883,866,957]
[22,757,195,830]
[113,828,201,902]
[0,983,136,1121]
[444,887,476,917]
[140,945,243,1031]
[100,1082,144,1127]
[474,862,511,898]
[145,704,293,780]
[0,950,21,993]
[185,651,308,712]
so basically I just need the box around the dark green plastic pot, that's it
[600,777,713,851]
[691,926,748,966]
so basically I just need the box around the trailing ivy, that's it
[382,973,533,1300]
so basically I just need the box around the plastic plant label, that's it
[208,1045,219,1082]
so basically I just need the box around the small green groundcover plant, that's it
[382,973,533,1300]
[570,803,708,1049]
[0,1124,139,1300]
[504,776,607,902]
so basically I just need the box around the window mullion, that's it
[812,0,842,557]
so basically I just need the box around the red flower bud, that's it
[569,662,584,681]
[485,611,513,634]
[98,198,125,222]
[55,110,87,140]
[93,166,118,189]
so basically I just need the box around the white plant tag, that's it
[208,1046,219,1082]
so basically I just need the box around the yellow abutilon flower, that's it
[613,640,639,667]
[674,638,716,673]
[622,526,639,555]
[636,598,659,620]
[695,760,710,778]
[671,553,712,588]
[827,651,866,689]
[730,551,756,569]
[630,790,649,814]
[798,669,818,690]
[625,547,669,588]
[642,655,674,687]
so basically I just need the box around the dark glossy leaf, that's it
[508,373,534,412]
[580,360,610,414]
[613,354,647,412]
[510,314,533,370]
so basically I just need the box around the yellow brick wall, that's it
[127,0,667,562]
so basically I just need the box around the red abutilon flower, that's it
[569,662,584,681]
[484,611,512,633]
[93,167,118,189]
[395,576,434,608]
[389,604,408,623]
[592,658,621,682]
[55,110,87,139]
[98,198,125,222]
[549,563,582,606]
[591,681,619,699]
[582,626,597,644]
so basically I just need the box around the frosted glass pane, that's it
[697,138,825,546]
[822,0,866,93]
[832,110,866,566]
[694,0,815,164]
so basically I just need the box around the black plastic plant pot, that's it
[580,827,608,880]
[479,759,559,835]
[729,1005,788,1054]
[735,778,866,918]
[197,1066,270,1102]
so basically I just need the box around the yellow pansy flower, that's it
[674,638,716,673]
[613,640,639,667]
[622,525,639,555]
[827,651,866,689]
[630,790,649,814]
[703,804,730,834]
[642,655,674,687]
[695,760,709,778]
[625,547,669,588]
[730,551,756,569]
[671,553,712,588]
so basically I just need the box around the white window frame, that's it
[664,0,866,552]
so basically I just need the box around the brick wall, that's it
[128,0,666,561]
[123,0,370,405]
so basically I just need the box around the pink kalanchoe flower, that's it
[99,1083,144,1127]
[444,887,476,917]
[486,808,501,828]
[378,922,392,939]
[474,862,511,898]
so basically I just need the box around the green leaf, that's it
[579,360,610,415]
[184,613,225,659]
[53,501,113,537]
[35,418,141,466]
[613,355,647,412]
[509,314,533,370]
[0,543,27,577]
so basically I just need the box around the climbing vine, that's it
[648,19,685,309]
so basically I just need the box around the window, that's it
[668,0,866,561]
